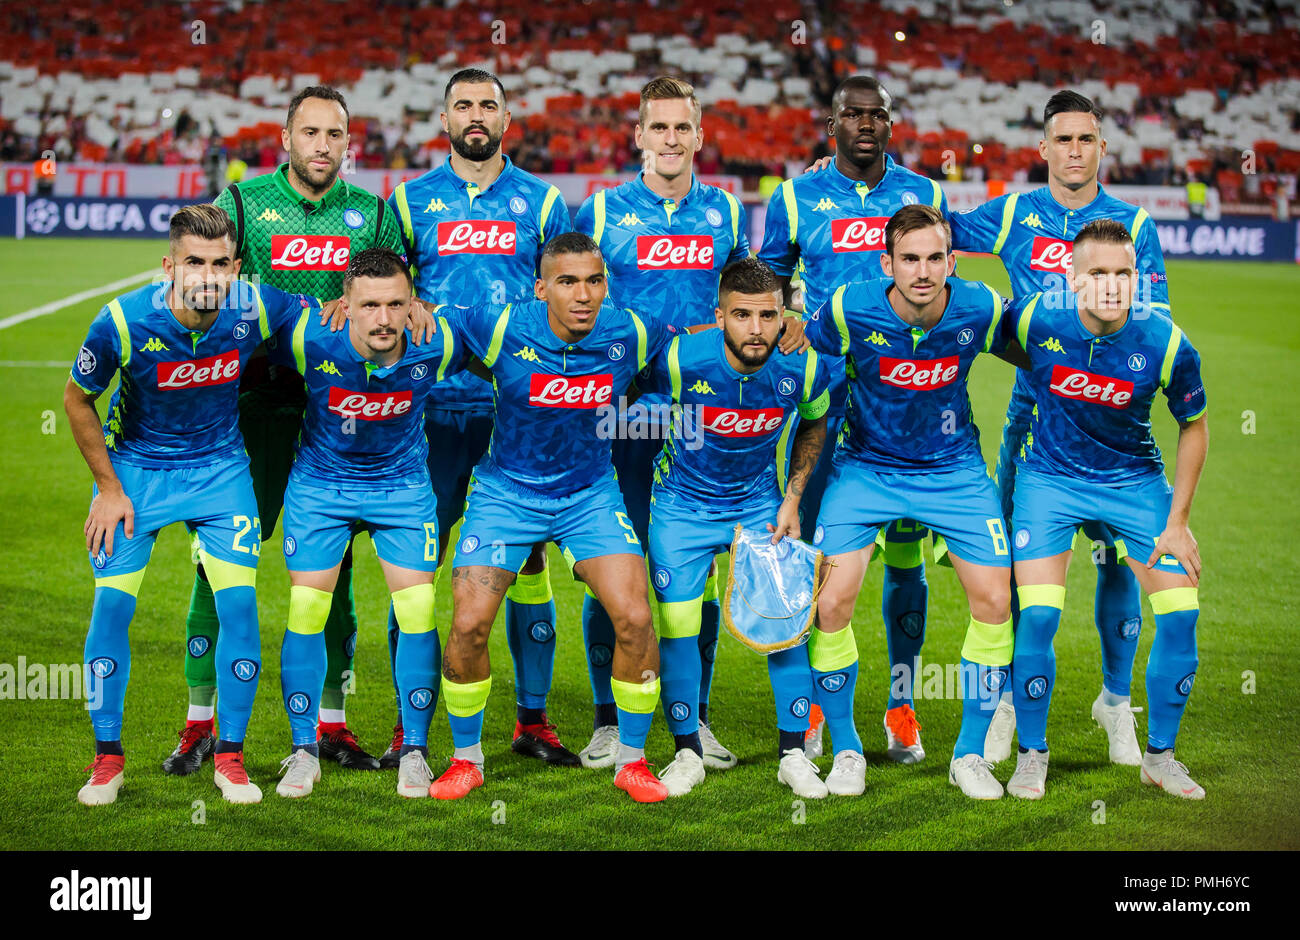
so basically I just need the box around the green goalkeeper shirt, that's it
[214,163,405,414]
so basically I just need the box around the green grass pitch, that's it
[0,238,1296,850]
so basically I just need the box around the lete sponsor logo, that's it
[436,220,517,254]
[1048,365,1133,408]
[699,406,785,436]
[830,216,889,252]
[156,351,240,389]
[635,234,715,269]
[328,386,413,420]
[528,373,614,408]
[1029,236,1072,273]
[878,356,959,390]
[270,235,351,270]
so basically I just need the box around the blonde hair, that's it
[639,76,701,127]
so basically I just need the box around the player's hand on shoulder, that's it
[408,299,438,346]
[86,487,134,557]
[803,154,833,175]
[779,314,810,354]
[1148,523,1200,586]
[319,297,345,332]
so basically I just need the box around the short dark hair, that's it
[343,247,412,292]
[885,204,951,255]
[639,75,701,126]
[540,231,602,266]
[169,203,236,249]
[1072,218,1133,252]
[1043,90,1103,134]
[719,257,780,300]
[444,68,507,108]
[831,75,892,115]
[286,85,349,130]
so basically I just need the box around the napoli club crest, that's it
[233,321,250,340]
[287,692,311,715]
[901,192,919,206]
[653,569,671,589]
[778,376,797,397]
[188,636,211,658]
[510,196,528,215]
[819,672,847,693]
[1128,353,1147,372]
[957,328,974,346]
[1025,675,1048,699]
[343,208,365,229]
[408,688,435,710]
[608,342,626,361]
[283,536,297,556]
[670,702,691,722]
[89,657,117,679]
[705,207,723,227]
[410,363,429,380]
[460,535,480,554]
[790,697,811,718]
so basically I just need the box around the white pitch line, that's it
[0,360,71,367]
[0,269,160,331]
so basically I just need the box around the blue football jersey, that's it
[444,298,673,495]
[275,311,464,487]
[574,174,749,330]
[389,156,571,411]
[647,329,831,508]
[71,280,311,468]
[805,275,1008,471]
[1012,291,1205,484]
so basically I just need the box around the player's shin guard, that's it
[611,676,659,749]
[699,574,720,712]
[1094,546,1142,697]
[211,584,260,744]
[184,567,218,708]
[281,585,330,747]
[85,571,144,742]
[392,584,438,750]
[882,540,927,709]
[809,625,862,754]
[582,588,616,709]
[954,616,1014,757]
[504,570,557,712]
[444,676,492,749]
[1145,588,1199,751]
[769,643,816,734]
[658,597,703,736]
[321,549,358,713]
[1010,586,1066,751]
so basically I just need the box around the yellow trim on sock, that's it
[809,624,858,672]
[287,584,332,635]
[443,676,492,718]
[702,572,719,604]
[1150,587,1199,615]
[94,568,148,597]
[961,616,1014,667]
[1017,583,1066,610]
[198,549,257,590]
[611,676,660,715]
[391,582,435,634]
[657,596,704,639]
[506,568,553,605]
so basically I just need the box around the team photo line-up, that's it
[67,67,1207,808]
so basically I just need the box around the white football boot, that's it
[825,750,867,796]
[77,754,125,806]
[578,724,621,769]
[804,716,825,759]
[983,697,1017,764]
[396,750,434,798]
[698,722,738,770]
[1091,693,1143,765]
[1140,750,1205,800]
[1006,748,1049,800]
[657,748,706,796]
[778,748,829,798]
[948,753,1003,800]
[275,748,321,799]
[883,705,926,763]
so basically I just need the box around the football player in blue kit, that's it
[643,257,832,797]
[1001,219,1207,801]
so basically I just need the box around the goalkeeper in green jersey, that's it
[165,86,415,775]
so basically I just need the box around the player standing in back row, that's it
[949,90,1173,766]
[573,76,754,771]
[167,86,406,776]
[388,69,576,768]
[760,76,949,764]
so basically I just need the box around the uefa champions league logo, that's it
[77,346,97,375]
[1025,676,1048,699]
[670,702,691,722]
[26,198,60,234]
[408,688,434,710]
[705,207,723,227]
[790,697,811,718]
[287,693,310,714]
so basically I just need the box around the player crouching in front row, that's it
[273,248,461,800]
[1004,219,1208,801]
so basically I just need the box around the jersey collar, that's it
[441,154,516,197]
[826,154,897,195]
[272,163,345,210]
[632,171,701,210]
[711,327,773,382]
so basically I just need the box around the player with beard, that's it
[760,76,949,766]
[387,70,574,767]
[166,87,409,777]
